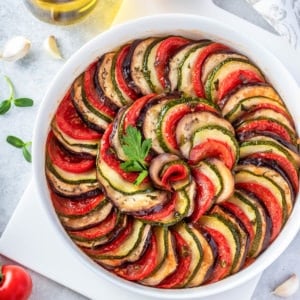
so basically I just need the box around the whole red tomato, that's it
[0,265,32,300]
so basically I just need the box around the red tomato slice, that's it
[236,119,293,143]
[192,43,229,97]
[100,124,140,183]
[190,169,215,223]
[68,210,118,240]
[84,62,116,118]
[234,103,294,127]
[217,70,264,103]
[155,36,190,88]
[123,94,156,129]
[55,90,102,140]
[247,152,299,193]
[50,191,106,216]
[189,139,235,169]
[115,45,139,100]
[236,182,282,242]
[161,164,189,190]
[157,231,192,288]
[47,131,95,173]
[220,201,255,248]
[83,218,134,255]
[163,102,218,151]
[114,233,158,281]
[202,226,232,283]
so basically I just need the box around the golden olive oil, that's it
[24,0,99,25]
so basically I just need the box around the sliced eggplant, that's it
[175,111,234,159]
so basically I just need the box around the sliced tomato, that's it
[189,139,235,169]
[161,164,189,190]
[234,103,294,127]
[202,226,232,283]
[190,169,215,223]
[47,131,95,173]
[236,182,282,242]
[242,257,255,269]
[115,45,139,100]
[84,62,116,118]
[217,70,264,102]
[157,231,191,288]
[68,210,118,240]
[247,152,299,193]
[83,218,134,255]
[100,124,139,183]
[55,90,101,140]
[220,201,255,247]
[162,102,218,151]
[155,36,190,88]
[192,43,229,97]
[114,233,158,281]
[236,119,294,144]
[50,191,106,216]
[123,94,156,129]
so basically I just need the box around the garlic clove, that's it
[1,36,31,62]
[272,274,299,298]
[43,35,63,59]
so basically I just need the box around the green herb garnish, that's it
[0,76,34,115]
[120,126,152,185]
[6,135,32,163]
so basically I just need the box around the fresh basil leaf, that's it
[121,160,144,172]
[14,98,34,107]
[0,100,11,115]
[22,146,32,163]
[6,135,25,148]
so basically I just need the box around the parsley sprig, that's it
[6,135,32,163]
[0,76,34,115]
[120,126,152,185]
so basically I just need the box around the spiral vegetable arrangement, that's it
[45,36,299,288]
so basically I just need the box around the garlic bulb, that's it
[0,36,31,62]
[272,274,299,298]
[43,35,63,59]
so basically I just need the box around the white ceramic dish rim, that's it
[33,14,300,299]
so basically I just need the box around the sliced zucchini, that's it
[221,83,284,117]
[141,228,177,285]
[173,223,203,287]
[177,42,212,96]
[201,52,247,84]
[157,97,219,154]
[96,52,125,108]
[204,58,264,103]
[226,190,269,258]
[143,38,164,93]
[60,199,113,231]
[111,44,134,106]
[130,37,160,95]
[224,96,291,123]
[175,111,234,158]
[209,205,249,273]
[235,168,286,242]
[71,75,110,132]
[46,157,100,199]
[198,214,240,275]
[51,118,99,156]
[234,108,296,133]
[168,42,208,91]
[185,225,215,287]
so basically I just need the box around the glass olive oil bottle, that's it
[24,0,99,25]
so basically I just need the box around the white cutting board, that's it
[0,1,299,299]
